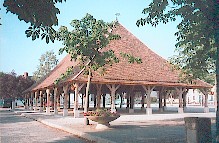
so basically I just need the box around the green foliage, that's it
[57,13,121,81]
[120,52,142,64]
[3,0,66,43]
[32,50,58,81]
[0,71,34,100]
[137,0,218,83]
[54,66,73,85]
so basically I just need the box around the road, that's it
[0,109,92,143]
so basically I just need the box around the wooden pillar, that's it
[103,94,106,108]
[68,92,71,109]
[96,84,102,109]
[63,85,69,116]
[81,94,84,109]
[183,90,188,112]
[50,90,54,110]
[25,94,29,110]
[200,89,209,113]
[106,84,120,113]
[46,88,50,114]
[94,94,97,108]
[27,93,30,108]
[34,91,38,111]
[72,83,84,118]
[175,87,186,113]
[30,92,34,110]
[141,92,145,109]
[57,92,61,112]
[127,86,134,113]
[120,93,123,108]
[164,93,167,108]
[43,92,46,110]
[74,83,79,118]
[130,93,134,108]
[39,90,43,112]
[142,86,155,115]
[158,88,164,112]
[54,87,58,115]
[126,93,130,109]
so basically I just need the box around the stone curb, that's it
[20,113,115,143]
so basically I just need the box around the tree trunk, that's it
[215,35,219,140]
[214,0,219,139]
[84,68,91,125]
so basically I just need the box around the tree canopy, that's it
[137,0,218,83]
[3,0,66,43]
[0,71,34,100]
[137,0,219,140]
[55,13,121,83]
[32,50,58,81]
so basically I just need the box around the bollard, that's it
[184,117,212,143]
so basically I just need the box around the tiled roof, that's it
[30,23,212,91]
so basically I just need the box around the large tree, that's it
[3,0,66,43]
[137,0,219,140]
[32,50,58,81]
[0,71,34,100]
[56,13,120,113]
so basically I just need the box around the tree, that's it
[55,13,121,124]
[17,75,35,100]
[32,50,58,81]
[137,0,219,140]
[0,71,34,100]
[0,71,18,100]
[3,0,67,43]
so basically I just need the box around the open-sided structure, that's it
[23,23,212,117]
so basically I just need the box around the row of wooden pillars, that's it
[24,84,210,118]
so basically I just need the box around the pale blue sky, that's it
[0,0,180,75]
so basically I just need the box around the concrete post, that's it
[46,88,50,114]
[184,117,212,143]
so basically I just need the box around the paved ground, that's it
[4,107,217,143]
[0,109,92,143]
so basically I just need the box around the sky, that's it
[0,0,180,76]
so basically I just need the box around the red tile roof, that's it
[30,23,212,92]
